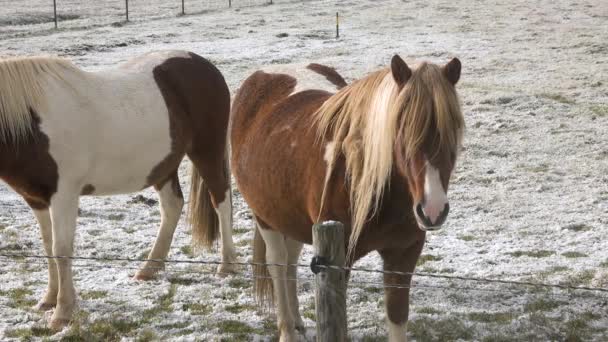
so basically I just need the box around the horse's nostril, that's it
[416,203,425,220]
[435,203,450,226]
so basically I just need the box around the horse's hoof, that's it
[133,271,156,281]
[279,330,298,342]
[216,263,238,276]
[48,318,70,331]
[34,301,56,312]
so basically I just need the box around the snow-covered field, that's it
[1,0,607,340]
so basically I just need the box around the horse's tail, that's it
[188,165,218,249]
[253,225,274,308]
[188,155,230,250]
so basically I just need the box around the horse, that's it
[0,50,237,329]
[230,55,464,341]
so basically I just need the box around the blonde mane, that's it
[0,56,78,143]
[314,62,464,260]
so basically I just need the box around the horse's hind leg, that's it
[29,208,58,311]
[47,190,79,330]
[135,173,184,281]
[285,238,305,332]
[188,154,237,274]
[258,228,298,342]
[214,185,236,274]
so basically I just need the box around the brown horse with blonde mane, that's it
[230,55,464,341]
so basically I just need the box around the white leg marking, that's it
[286,238,304,331]
[422,164,448,224]
[135,180,184,280]
[33,209,58,311]
[48,189,79,329]
[258,228,297,342]
[387,319,408,342]
[216,189,237,274]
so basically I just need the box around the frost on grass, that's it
[1,0,608,340]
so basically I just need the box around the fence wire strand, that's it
[1,252,607,295]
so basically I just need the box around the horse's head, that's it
[390,55,464,231]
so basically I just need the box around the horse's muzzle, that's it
[415,202,450,231]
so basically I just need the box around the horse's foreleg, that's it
[135,174,184,281]
[285,238,304,332]
[379,238,425,342]
[31,209,58,311]
[258,228,298,342]
[48,191,79,330]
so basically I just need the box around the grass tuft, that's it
[524,298,565,313]
[182,302,212,316]
[417,254,443,266]
[180,245,194,257]
[508,250,554,258]
[142,284,177,321]
[468,311,514,324]
[409,316,473,341]
[538,93,575,104]
[416,307,442,315]
[225,303,256,314]
[457,234,476,241]
[135,328,159,342]
[217,320,257,334]
[80,290,108,300]
[562,223,591,232]
[1,287,36,309]
[590,105,608,117]
[5,326,55,339]
[563,270,595,287]
[168,277,197,286]
[232,227,249,234]
[228,278,250,289]
[562,251,587,258]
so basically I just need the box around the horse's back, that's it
[230,70,297,141]
[231,63,345,144]
[7,50,230,198]
[261,63,346,94]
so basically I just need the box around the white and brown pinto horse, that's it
[231,56,464,341]
[0,50,236,329]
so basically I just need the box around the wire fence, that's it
[1,252,607,295]
[0,0,300,37]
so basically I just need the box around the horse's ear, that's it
[444,58,461,85]
[391,55,411,86]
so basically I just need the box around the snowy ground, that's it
[1,0,607,340]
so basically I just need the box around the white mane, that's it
[0,56,79,143]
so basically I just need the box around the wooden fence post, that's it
[53,0,57,29]
[336,12,339,38]
[312,221,347,342]
[125,0,129,22]
[182,0,185,15]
